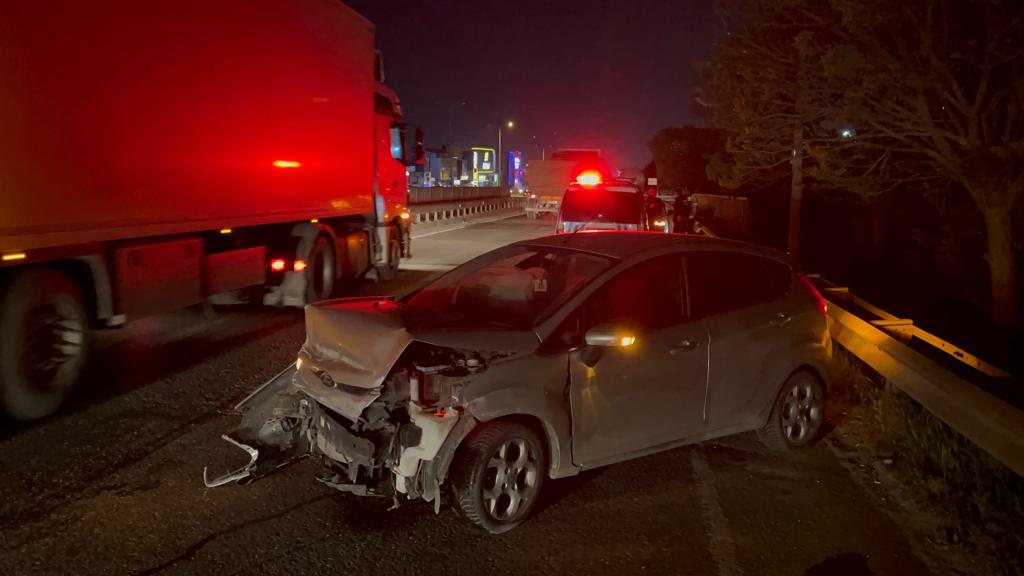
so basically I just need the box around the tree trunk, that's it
[788,126,804,258]
[867,194,890,257]
[984,206,1019,328]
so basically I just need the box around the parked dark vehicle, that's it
[557,175,667,233]
[205,232,835,533]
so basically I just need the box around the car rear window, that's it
[686,251,792,318]
[560,188,643,224]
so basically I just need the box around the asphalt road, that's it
[0,216,941,576]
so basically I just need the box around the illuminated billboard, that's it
[508,150,523,188]
[471,147,496,173]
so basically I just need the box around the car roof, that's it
[515,231,795,266]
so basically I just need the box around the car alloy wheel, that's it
[452,422,546,533]
[758,371,825,451]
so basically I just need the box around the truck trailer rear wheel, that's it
[0,269,89,419]
[304,235,336,303]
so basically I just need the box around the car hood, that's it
[295,297,538,420]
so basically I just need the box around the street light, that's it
[498,120,514,189]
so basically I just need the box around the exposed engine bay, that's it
[204,338,498,509]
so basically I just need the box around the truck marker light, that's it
[310,218,319,223]
[400,212,411,220]
[270,259,287,272]
[293,260,307,272]
[272,160,302,169]
[2,252,27,262]
[219,228,232,234]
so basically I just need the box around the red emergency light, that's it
[574,170,603,187]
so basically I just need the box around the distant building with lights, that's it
[463,147,498,186]
[407,145,505,187]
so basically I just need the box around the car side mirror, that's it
[583,324,637,348]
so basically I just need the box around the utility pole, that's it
[498,120,513,189]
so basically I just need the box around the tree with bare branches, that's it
[705,0,1023,326]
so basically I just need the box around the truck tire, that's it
[375,227,401,282]
[451,422,546,534]
[304,235,336,303]
[0,269,89,419]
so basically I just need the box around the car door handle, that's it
[669,339,699,355]
[770,312,793,327]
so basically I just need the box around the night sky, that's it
[346,0,719,168]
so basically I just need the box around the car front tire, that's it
[451,422,546,534]
[758,371,826,451]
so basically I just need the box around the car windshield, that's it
[402,246,613,329]
[560,188,644,224]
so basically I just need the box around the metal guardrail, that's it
[810,277,1011,378]
[409,186,507,205]
[819,282,1024,477]
[693,225,1024,476]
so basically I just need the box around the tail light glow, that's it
[2,252,27,262]
[272,160,302,169]
[293,260,307,272]
[798,274,828,316]
[575,170,603,186]
[270,258,287,272]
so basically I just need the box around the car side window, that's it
[584,254,685,332]
[686,251,792,319]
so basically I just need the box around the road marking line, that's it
[691,449,743,576]
[410,212,525,239]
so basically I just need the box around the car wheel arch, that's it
[759,364,829,426]
[433,413,563,489]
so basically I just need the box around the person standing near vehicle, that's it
[672,187,696,233]
[644,186,668,232]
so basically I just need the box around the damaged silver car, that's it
[205,232,834,533]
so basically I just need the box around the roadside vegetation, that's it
[832,349,1024,575]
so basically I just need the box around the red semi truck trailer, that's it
[0,0,422,418]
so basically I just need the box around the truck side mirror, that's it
[404,124,424,166]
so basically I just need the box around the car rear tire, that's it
[758,371,825,451]
[0,269,89,419]
[304,235,336,303]
[451,422,546,534]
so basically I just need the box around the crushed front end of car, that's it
[203,297,501,509]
